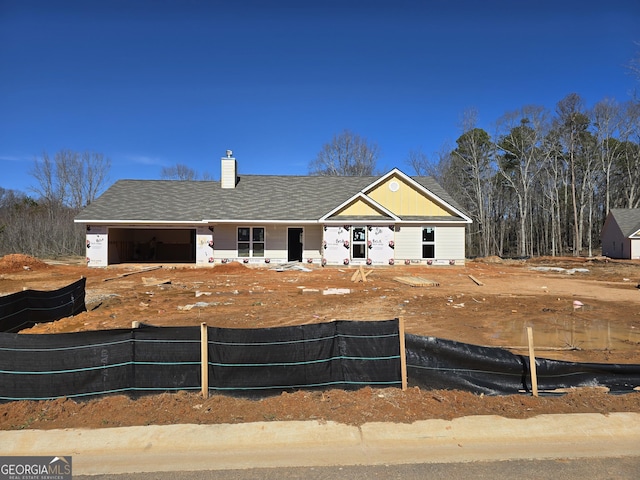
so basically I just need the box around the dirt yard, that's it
[1,253,639,430]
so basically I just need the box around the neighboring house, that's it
[601,208,640,259]
[75,153,472,267]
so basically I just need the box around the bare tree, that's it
[18,150,112,258]
[30,152,65,206]
[309,130,379,176]
[616,101,640,208]
[496,106,550,257]
[80,152,111,206]
[451,114,495,257]
[406,148,432,176]
[30,150,111,208]
[629,41,640,87]
[160,164,198,180]
[591,98,623,214]
[555,93,590,256]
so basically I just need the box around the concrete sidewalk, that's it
[2,413,640,475]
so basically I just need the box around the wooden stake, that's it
[103,266,162,282]
[468,274,484,286]
[201,322,209,399]
[398,317,408,391]
[527,326,538,397]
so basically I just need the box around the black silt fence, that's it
[207,319,402,392]
[406,334,640,395]
[0,320,403,402]
[0,278,86,333]
[0,329,134,401]
[1,323,638,403]
[133,326,202,394]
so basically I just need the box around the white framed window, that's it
[422,227,435,259]
[238,227,265,257]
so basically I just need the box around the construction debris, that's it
[468,274,484,286]
[142,277,172,286]
[177,301,219,311]
[351,265,373,282]
[322,288,351,295]
[530,266,590,275]
[103,266,162,282]
[393,276,440,287]
[271,262,312,272]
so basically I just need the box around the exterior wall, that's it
[322,224,395,266]
[85,222,466,267]
[195,226,214,265]
[393,224,465,265]
[601,217,626,258]
[86,225,108,267]
[368,174,449,216]
[212,224,237,259]
[394,225,421,259]
[303,225,323,261]
[339,200,383,216]
[211,224,322,264]
[631,238,640,259]
[265,225,287,260]
[436,225,466,261]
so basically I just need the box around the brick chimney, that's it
[221,150,237,189]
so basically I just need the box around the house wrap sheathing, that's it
[75,154,472,267]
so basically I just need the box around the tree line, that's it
[421,94,640,258]
[0,151,111,258]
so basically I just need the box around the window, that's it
[238,227,265,257]
[422,227,435,259]
[352,227,367,259]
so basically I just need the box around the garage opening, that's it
[108,228,196,264]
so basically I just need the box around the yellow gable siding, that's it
[336,199,384,217]
[368,175,449,216]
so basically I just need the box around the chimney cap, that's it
[225,149,233,158]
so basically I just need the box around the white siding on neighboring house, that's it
[632,238,640,259]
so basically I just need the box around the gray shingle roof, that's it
[75,173,468,223]
[609,208,640,237]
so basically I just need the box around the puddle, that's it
[491,318,640,351]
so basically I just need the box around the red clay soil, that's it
[0,254,639,430]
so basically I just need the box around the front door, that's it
[287,228,303,262]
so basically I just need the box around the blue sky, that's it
[1,0,639,196]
